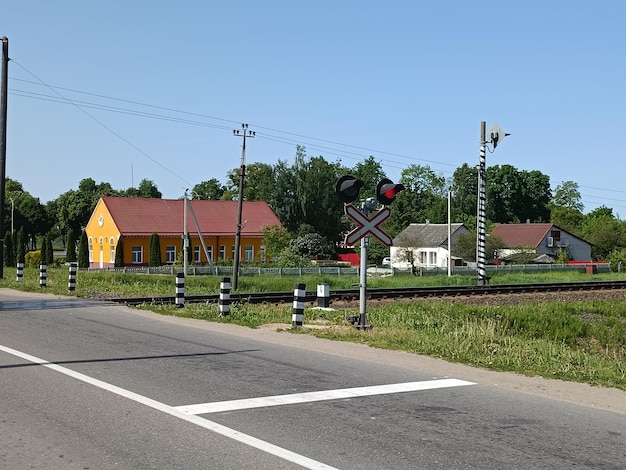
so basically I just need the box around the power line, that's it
[8,75,626,212]
[9,64,195,190]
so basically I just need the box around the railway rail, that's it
[108,280,626,307]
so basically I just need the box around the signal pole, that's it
[0,37,9,279]
[476,121,509,286]
[476,121,487,285]
[232,124,254,290]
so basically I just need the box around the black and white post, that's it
[39,263,47,288]
[316,283,330,308]
[476,121,509,286]
[68,262,78,291]
[175,272,185,307]
[476,121,488,285]
[219,276,231,316]
[292,283,306,327]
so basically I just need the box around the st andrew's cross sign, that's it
[344,203,393,246]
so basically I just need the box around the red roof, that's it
[490,223,553,248]
[101,196,281,237]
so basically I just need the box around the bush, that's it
[25,250,42,268]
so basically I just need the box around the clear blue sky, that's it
[3,1,625,215]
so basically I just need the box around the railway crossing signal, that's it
[335,175,364,203]
[376,178,405,205]
[344,204,392,246]
[335,175,403,330]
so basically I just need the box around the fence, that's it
[81,262,611,277]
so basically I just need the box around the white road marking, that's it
[1,344,476,469]
[174,379,476,415]
[0,344,338,470]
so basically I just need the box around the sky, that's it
[2,1,625,216]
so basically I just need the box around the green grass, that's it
[2,267,625,390]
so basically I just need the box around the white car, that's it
[382,257,391,267]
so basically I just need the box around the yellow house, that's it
[85,196,282,268]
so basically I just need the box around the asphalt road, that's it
[1,289,624,469]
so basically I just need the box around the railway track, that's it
[108,280,626,307]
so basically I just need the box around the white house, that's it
[390,222,469,270]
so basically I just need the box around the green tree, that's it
[225,163,276,202]
[114,237,124,267]
[55,178,117,234]
[16,228,26,264]
[66,229,77,262]
[387,164,447,234]
[136,179,162,198]
[192,178,226,200]
[607,248,626,272]
[40,234,48,265]
[581,206,626,260]
[78,230,89,268]
[266,147,345,244]
[45,233,54,266]
[550,181,584,235]
[149,233,162,266]
[4,230,15,266]
[486,165,551,224]
[351,156,387,197]
[450,163,478,229]
[262,225,291,260]
[454,231,505,263]
[4,231,14,267]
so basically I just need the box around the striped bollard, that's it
[317,284,330,308]
[292,283,306,327]
[219,276,231,316]
[39,263,47,288]
[16,262,24,282]
[68,262,78,291]
[175,272,185,308]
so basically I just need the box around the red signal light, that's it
[376,179,404,205]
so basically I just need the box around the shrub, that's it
[25,250,42,268]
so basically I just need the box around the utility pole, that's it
[183,190,189,276]
[232,124,254,290]
[0,37,9,279]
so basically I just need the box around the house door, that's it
[99,245,103,269]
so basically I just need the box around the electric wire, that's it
[7,76,625,213]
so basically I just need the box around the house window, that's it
[550,230,561,241]
[206,245,213,262]
[132,246,143,264]
[89,238,93,262]
[260,245,266,263]
[165,245,176,264]
[429,252,437,266]
[110,245,115,263]
[193,246,200,263]
[244,245,254,262]
[419,251,427,264]
[219,245,226,260]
